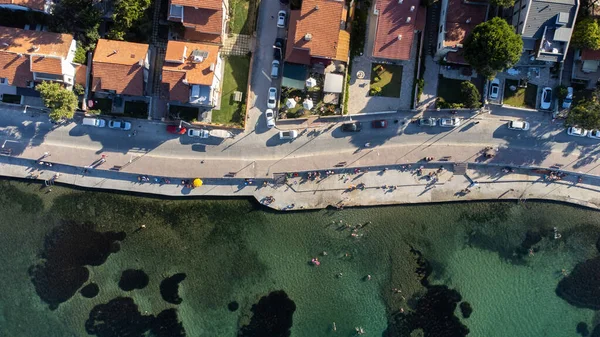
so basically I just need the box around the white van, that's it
[82,117,106,128]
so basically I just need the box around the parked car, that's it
[439,117,461,128]
[265,109,276,128]
[273,41,282,60]
[588,130,600,139]
[277,10,286,28]
[108,120,131,131]
[567,127,588,137]
[562,86,574,109]
[341,122,362,132]
[540,87,552,110]
[489,78,500,99]
[267,87,277,109]
[371,120,387,128]
[418,117,437,127]
[82,117,106,128]
[271,60,280,78]
[167,125,187,134]
[188,129,209,138]
[507,120,530,131]
[279,130,298,140]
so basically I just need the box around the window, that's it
[0,77,8,85]
[438,42,441,49]
[439,24,443,33]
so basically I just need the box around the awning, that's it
[324,73,344,93]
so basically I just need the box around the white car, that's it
[418,117,437,127]
[108,120,132,131]
[188,128,209,138]
[567,127,588,137]
[265,109,275,128]
[279,130,298,140]
[507,120,530,131]
[540,87,552,110]
[562,86,574,109]
[489,78,500,99]
[439,117,461,128]
[588,130,600,139]
[267,87,277,109]
[277,10,286,28]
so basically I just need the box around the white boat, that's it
[209,129,234,138]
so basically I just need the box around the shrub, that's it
[460,81,482,109]
[370,87,382,96]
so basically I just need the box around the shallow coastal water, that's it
[0,181,599,336]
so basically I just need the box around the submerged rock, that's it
[557,257,600,310]
[577,322,590,337]
[85,297,154,337]
[118,269,149,291]
[29,221,125,309]
[159,273,187,304]
[459,302,472,319]
[151,308,186,337]
[238,290,296,337]
[81,283,100,298]
[228,301,239,312]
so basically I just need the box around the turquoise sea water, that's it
[0,181,598,336]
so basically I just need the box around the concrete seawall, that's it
[1,154,600,211]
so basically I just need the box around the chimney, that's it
[406,17,411,23]
[32,45,40,52]
[210,63,215,71]
[304,33,312,41]
[398,0,403,3]
[314,5,318,9]
[466,18,471,23]
[410,5,415,11]
[397,34,402,40]
[1,42,8,47]
[110,49,118,56]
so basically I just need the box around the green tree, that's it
[50,0,101,45]
[460,81,482,108]
[571,18,600,50]
[108,0,152,40]
[566,101,600,130]
[36,82,78,122]
[490,0,515,8]
[463,17,523,79]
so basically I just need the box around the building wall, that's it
[436,0,449,55]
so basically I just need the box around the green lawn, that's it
[124,101,148,118]
[212,56,250,126]
[437,76,464,104]
[229,0,258,35]
[370,63,402,98]
[503,80,537,109]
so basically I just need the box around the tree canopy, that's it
[566,101,600,130]
[50,0,101,48]
[463,17,523,79]
[571,18,600,50]
[489,0,515,8]
[460,81,482,109]
[36,82,78,122]
[108,0,152,41]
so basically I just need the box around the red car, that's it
[371,120,387,128]
[167,125,187,134]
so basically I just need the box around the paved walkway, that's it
[418,55,439,110]
[222,34,252,56]
[2,154,599,211]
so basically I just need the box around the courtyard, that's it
[369,63,402,98]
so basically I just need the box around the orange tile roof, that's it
[446,50,468,65]
[0,26,73,58]
[582,48,600,60]
[74,64,87,86]
[0,51,32,87]
[92,39,148,96]
[183,28,222,44]
[162,40,219,86]
[287,0,349,61]
[171,0,221,10]
[443,0,486,47]
[0,0,46,11]
[183,7,222,34]
[161,70,189,102]
[30,56,63,75]
[373,0,421,60]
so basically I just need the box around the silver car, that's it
[418,117,437,127]
[108,120,132,131]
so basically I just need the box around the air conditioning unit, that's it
[373,7,379,15]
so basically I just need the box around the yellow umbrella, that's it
[193,178,203,188]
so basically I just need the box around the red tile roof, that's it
[92,39,149,96]
[74,64,87,86]
[183,28,222,44]
[171,0,221,10]
[446,50,468,65]
[0,0,47,11]
[30,56,63,75]
[0,51,32,87]
[285,0,350,62]
[443,0,486,47]
[0,26,73,58]
[161,70,189,102]
[183,6,222,34]
[373,0,422,60]
[581,48,600,60]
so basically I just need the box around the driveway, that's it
[246,1,287,133]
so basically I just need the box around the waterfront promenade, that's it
[1,153,599,211]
